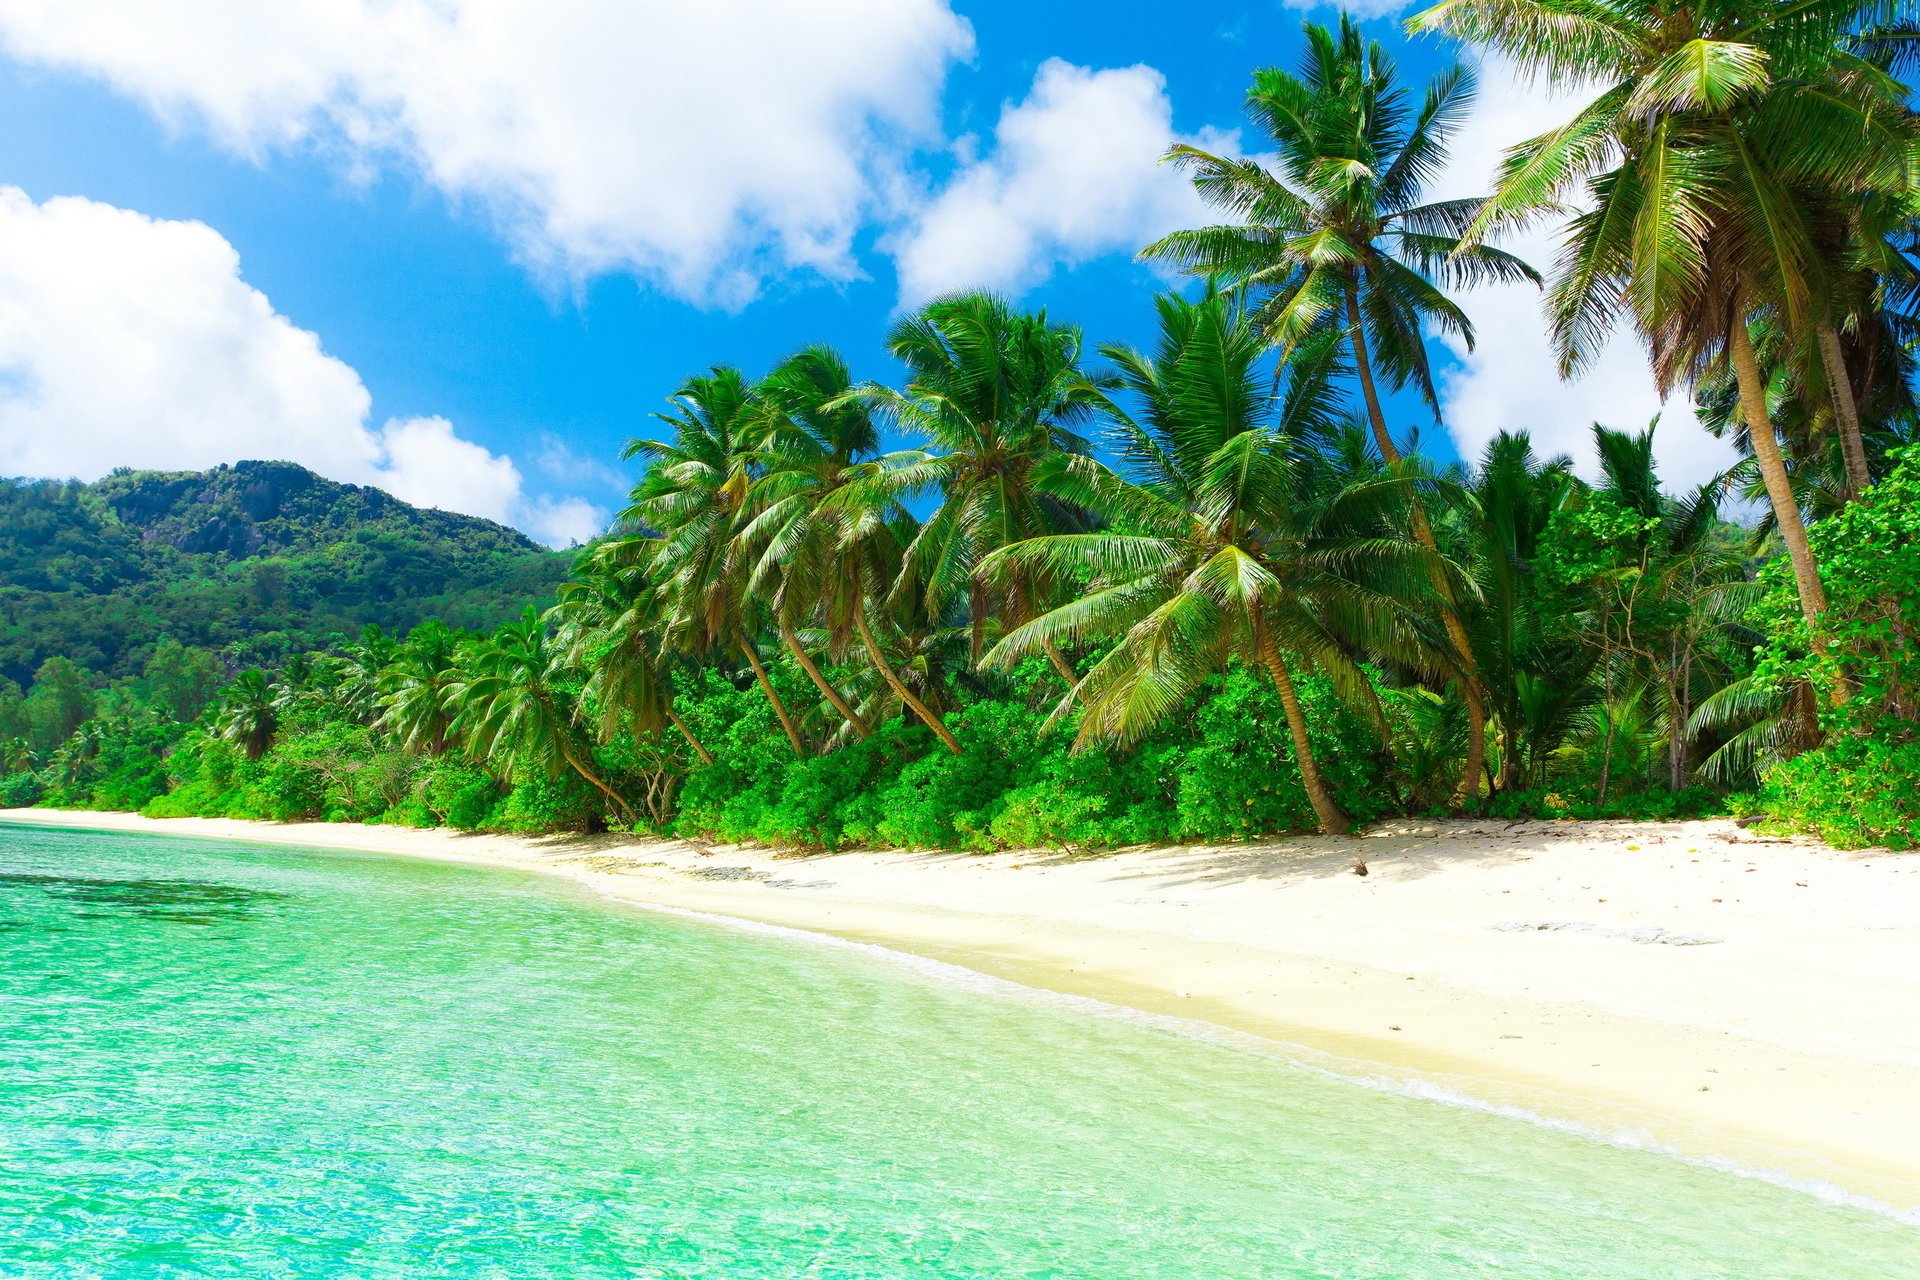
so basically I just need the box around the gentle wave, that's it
[617,892,1920,1229]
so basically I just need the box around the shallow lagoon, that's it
[2,822,1912,1278]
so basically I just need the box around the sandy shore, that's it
[7,807,1919,1212]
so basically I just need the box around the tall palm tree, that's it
[1410,0,1917,627]
[378,619,463,757]
[851,291,1109,683]
[215,670,280,761]
[625,367,808,755]
[1141,16,1537,803]
[981,291,1441,834]
[736,345,881,740]
[449,608,637,826]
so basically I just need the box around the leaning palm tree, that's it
[850,292,1109,682]
[981,291,1442,834]
[1410,0,1918,627]
[625,366,807,755]
[214,670,280,761]
[1141,16,1536,803]
[448,608,637,826]
[735,345,882,740]
[550,539,713,765]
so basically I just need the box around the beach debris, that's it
[1490,921,1722,946]
[684,865,766,882]
[1352,857,1369,877]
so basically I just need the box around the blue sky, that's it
[0,2,1725,544]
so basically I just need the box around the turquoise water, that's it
[1,824,1913,1278]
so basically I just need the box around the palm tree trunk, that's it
[1347,288,1489,805]
[855,602,961,755]
[1729,316,1829,623]
[782,625,870,739]
[558,738,639,827]
[667,707,714,766]
[1043,639,1082,695]
[1816,323,1873,500]
[1256,627,1351,836]
[739,636,806,757]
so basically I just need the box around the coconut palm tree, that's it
[850,291,1110,683]
[1453,433,1581,792]
[736,345,881,740]
[625,367,808,755]
[981,291,1443,834]
[215,670,280,762]
[448,608,637,826]
[816,461,964,753]
[550,539,713,765]
[1141,16,1536,803]
[378,619,463,757]
[1410,0,1918,627]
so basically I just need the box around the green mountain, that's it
[1,460,575,686]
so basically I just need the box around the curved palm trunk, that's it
[1256,629,1352,836]
[855,602,961,755]
[667,707,715,766]
[739,636,806,756]
[1815,323,1874,500]
[1347,288,1489,805]
[557,737,639,827]
[1729,317,1829,624]
[782,625,871,739]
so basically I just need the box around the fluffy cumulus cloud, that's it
[890,59,1233,304]
[1427,58,1741,492]
[0,0,974,305]
[0,188,603,546]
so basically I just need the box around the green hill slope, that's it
[1,460,575,685]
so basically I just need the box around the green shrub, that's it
[1755,737,1920,849]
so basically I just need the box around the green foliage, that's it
[0,462,571,687]
[1755,737,1920,850]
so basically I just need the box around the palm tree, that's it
[449,608,637,826]
[550,539,713,765]
[215,670,280,761]
[337,624,397,724]
[981,291,1442,834]
[1141,17,1537,803]
[0,736,33,776]
[625,367,807,755]
[1453,433,1581,792]
[851,291,1109,683]
[818,462,964,753]
[1410,0,1917,627]
[378,619,463,756]
[736,345,881,740]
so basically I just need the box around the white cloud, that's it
[1428,57,1741,492]
[889,59,1231,304]
[0,0,974,305]
[0,187,603,546]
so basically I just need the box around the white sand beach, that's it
[7,808,1918,1212]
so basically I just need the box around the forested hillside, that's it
[0,461,572,685]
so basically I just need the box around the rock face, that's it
[95,460,542,560]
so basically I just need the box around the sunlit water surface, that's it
[2,822,1913,1278]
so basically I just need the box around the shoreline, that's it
[7,807,1920,1214]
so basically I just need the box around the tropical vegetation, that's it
[6,4,1919,850]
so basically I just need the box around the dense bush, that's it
[1743,446,1920,848]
